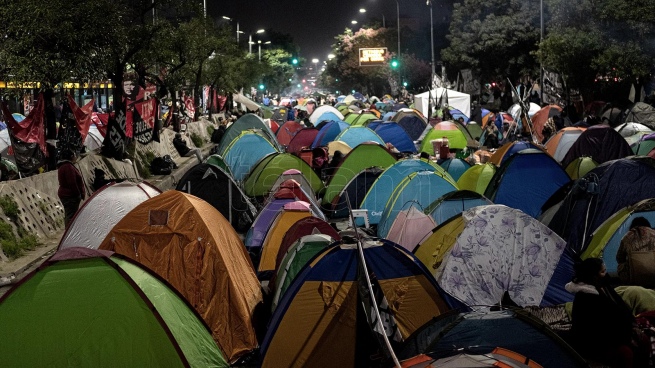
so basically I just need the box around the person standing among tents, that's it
[57,149,85,228]
[617,217,655,285]
[565,258,648,367]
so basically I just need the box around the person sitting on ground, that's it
[566,258,648,368]
[484,119,500,149]
[211,124,226,144]
[173,133,203,162]
[617,217,655,285]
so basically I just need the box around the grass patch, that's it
[0,218,42,259]
[136,150,155,179]
[0,195,18,221]
[190,133,204,148]
[101,157,120,179]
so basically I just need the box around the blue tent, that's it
[396,115,427,141]
[382,112,395,121]
[399,309,587,368]
[439,158,471,182]
[425,190,492,224]
[223,132,278,181]
[359,159,447,226]
[485,149,570,218]
[311,120,349,148]
[333,126,384,148]
[314,111,343,126]
[377,170,458,238]
[449,108,469,123]
[368,122,417,153]
[494,141,542,166]
[550,157,655,253]
[218,113,280,155]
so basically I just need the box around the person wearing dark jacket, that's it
[566,258,648,367]
[57,150,85,228]
[173,133,202,162]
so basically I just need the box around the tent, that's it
[402,349,543,368]
[456,163,497,195]
[287,128,319,155]
[311,120,349,148]
[276,121,303,146]
[544,127,586,163]
[419,121,477,154]
[0,247,227,367]
[176,163,257,232]
[350,112,379,126]
[329,167,384,218]
[218,113,280,155]
[244,195,296,250]
[260,238,451,368]
[489,141,543,166]
[433,205,569,308]
[98,191,262,363]
[386,206,436,252]
[322,143,397,206]
[439,158,471,181]
[485,149,570,218]
[377,170,458,238]
[257,202,313,276]
[233,93,260,112]
[274,216,341,272]
[326,140,353,157]
[271,234,335,312]
[582,198,655,275]
[414,88,471,120]
[549,157,655,254]
[243,152,324,198]
[58,181,161,250]
[393,110,427,141]
[205,154,233,175]
[615,122,653,146]
[312,111,344,126]
[267,169,317,200]
[624,101,655,129]
[633,132,655,156]
[564,156,598,179]
[84,124,104,151]
[424,190,493,225]
[531,105,563,143]
[309,105,344,125]
[333,126,385,148]
[359,159,446,226]
[560,125,633,169]
[368,121,417,153]
[399,309,587,368]
[223,131,279,181]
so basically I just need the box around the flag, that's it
[1,93,47,173]
[184,96,196,119]
[91,113,109,137]
[101,105,128,160]
[133,98,158,144]
[67,95,94,143]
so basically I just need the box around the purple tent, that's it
[245,198,294,249]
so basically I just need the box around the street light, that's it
[222,16,241,44]
[359,8,366,13]
[427,0,435,87]
[328,54,335,60]
[351,20,358,24]
[248,29,265,55]
[259,41,271,62]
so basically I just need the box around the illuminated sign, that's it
[359,47,387,66]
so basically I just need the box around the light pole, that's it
[427,0,435,87]
[249,29,265,55]
[222,16,241,44]
[396,0,400,56]
[258,41,271,62]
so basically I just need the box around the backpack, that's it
[150,155,175,175]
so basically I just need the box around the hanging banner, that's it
[2,94,47,173]
[184,95,195,119]
[543,69,566,105]
[460,69,481,96]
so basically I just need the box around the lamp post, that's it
[396,0,400,56]
[249,29,265,55]
[427,0,435,87]
[222,16,240,43]
[258,41,271,62]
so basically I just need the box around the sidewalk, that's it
[0,234,60,286]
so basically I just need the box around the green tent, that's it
[350,112,379,126]
[205,154,233,176]
[456,163,497,195]
[0,248,226,368]
[218,113,280,155]
[344,112,360,124]
[322,143,397,205]
[420,121,477,154]
[466,123,483,140]
[633,138,655,156]
[271,234,334,312]
[565,156,598,179]
[244,152,324,197]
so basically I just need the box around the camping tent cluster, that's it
[4,96,655,367]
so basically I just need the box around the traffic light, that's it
[390,59,399,69]
[292,58,298,65]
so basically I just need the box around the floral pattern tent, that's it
[437,205,567,307]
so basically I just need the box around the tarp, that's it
[233,92,260,112]
[98,191,262,363]
[414,88,471,120]
[59,181,161,250]
[0,247,226,367]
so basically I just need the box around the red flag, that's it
[184,96,195,118]
[2,93,47,156]
[91,113,109,137]
[67,95,94,143]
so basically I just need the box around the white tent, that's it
[233,92,260,112]
[414,88,471,120]
[0,129,10,153]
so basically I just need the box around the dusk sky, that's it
[211,0,439,62]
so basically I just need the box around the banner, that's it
[184,95,195,119]
[67,95,94,143]
[101,107,127,160]
[543,69,566,105]
[133,98,157,144]
[2,93,47,173]
[459,69,481,96]
[91,113,109,137]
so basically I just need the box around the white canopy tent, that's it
[414,88,471,120]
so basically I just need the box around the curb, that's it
[0,242,58,286]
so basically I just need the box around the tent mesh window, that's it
[149,210,169,226]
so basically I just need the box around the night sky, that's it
[210,0,436,63]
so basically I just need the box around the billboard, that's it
[359,47,387,67]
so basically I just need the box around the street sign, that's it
[359,47,387,67]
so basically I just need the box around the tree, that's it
[442,0,541,83]
[321,27,398,97]
[539,0,655,98]
[260,49,295,95]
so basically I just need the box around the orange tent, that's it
[531,105,563,142]
[544,127,586,162]
[99,190,262,363]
